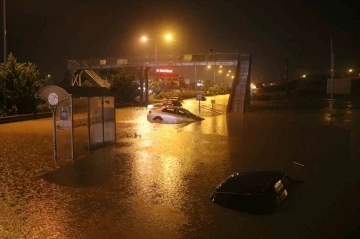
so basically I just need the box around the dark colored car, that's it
[210,171,296,214]
[162,100,182,107]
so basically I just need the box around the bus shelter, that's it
[36,85,116,159]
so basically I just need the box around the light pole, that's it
[141,33,172,63]
[2,0,6,110]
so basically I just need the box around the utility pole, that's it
[3,0,6,110]
[330,37,334,110]
[285,58,289,95]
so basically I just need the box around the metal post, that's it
[113,97,116,143]
[3,0,6,109]
[330,37,334,111]
[70,97,74,159]
[195,64,197,83]
[139,67,144,103]
[102,97,105,144]
[145,67,149,104]
[3,0,6,62]
[52,109,57,159]
[87,97,91,152]
[155,41,158,63]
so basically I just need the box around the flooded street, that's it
[1,95,360,239]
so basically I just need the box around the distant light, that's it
[231,76,234,79]
[219,65,223,68]
[207,65,211,69]
[228,70,231,73]
[302,74,306,78]
[219,70,222,73]
[348,69,353,73]
[47,74,51,78]
[141,36,148,42]
[250,83,257,89]
[165,34,172,41]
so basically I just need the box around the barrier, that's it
[0,112,52,124]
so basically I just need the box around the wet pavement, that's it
[1,95,360,238]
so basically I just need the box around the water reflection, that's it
[1,96,360,238]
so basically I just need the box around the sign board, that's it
[182,54,192,61]
[117,59,128,65]
[48,93,58,106]
[60,107,69,121]
[327,78,351,94]
[192,54,205,61]
[156,69,173,73]
[196,94,203,101]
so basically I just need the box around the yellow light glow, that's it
[228,70,231,73]
[231,76,234,79]
[165,34,172,41]
[349,69,353,72]
[219,65,223,68]
[219,70,222,73]
[207,65,211,69]
[302,74,306,78]
[251,83,257,89]
[226,74,229,76]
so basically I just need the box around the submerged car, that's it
[147,106,204,123]
[210,171,296,214]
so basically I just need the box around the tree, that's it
[208,84,223,95]
[109,68,139,103]
[0,53,42,114]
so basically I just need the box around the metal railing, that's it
[67,53,240,70]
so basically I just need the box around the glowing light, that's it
[219,65,223,68]
[250,83,257,89]
[348,69,353,73]
[207,65,211,69]
[219,70,222,73]
[141,36,148,42]
[165,34,172,41]
[302,74,306,78]
[156,69,173,73]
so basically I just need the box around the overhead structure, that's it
[66,52,252,113]
[36,85,116,160]
[227,54,252,113]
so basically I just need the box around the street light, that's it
[140,33,173,63]
[348,69,353,73]
[46,74,51,85]
[302,74,306,78]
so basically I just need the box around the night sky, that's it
[2,0,360,83]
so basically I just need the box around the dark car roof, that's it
[215,171,286,194]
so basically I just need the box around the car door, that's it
[162,108,178,123]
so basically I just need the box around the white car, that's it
[147,106,204,123]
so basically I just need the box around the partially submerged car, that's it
[210,171,296,214]
[147,106,204,123]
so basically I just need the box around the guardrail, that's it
[0,112,52,124]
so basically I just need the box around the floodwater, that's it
[0,95,360,239]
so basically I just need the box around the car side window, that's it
[163,108,176,114]
[177,109,187,117]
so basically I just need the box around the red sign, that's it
[156,69,173,73]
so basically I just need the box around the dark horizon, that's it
[1,0,359,83]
